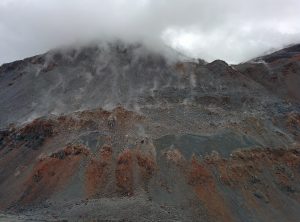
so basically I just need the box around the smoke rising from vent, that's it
[0,0,300,64]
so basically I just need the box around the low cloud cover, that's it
[1,0,300,64]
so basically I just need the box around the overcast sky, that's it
[0,0,300,64]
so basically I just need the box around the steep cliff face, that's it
[0,42,300,221]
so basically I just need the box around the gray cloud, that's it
[0,0,300,64]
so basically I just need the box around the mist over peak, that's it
[1,0,300,64]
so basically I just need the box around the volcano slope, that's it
[0,42,300,221]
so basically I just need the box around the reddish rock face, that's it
[20,144,89,205]
[85,145,113,198]
[85,158,109,198]
[136,151,156,179]
[0,108,299,221]
[205,148,300,221]
[115,149,134,196]
[187,157,234,222]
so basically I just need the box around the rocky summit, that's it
[0,42,300,221]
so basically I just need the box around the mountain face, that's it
[0,42,300,221]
